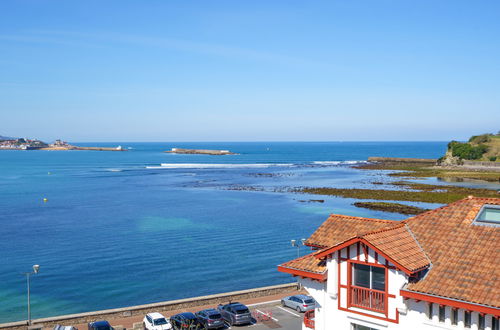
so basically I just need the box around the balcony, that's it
[350,286,386,313]
[304,310,315,329]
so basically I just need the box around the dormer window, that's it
[474,205,500,226]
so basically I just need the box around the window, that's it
[492,317,499,330]
[439,305,445,322]
[474,205,500,226]
[451,308,458,325]
[353,263,385,291]
[478,314,485,330]
[427,303,433,320]
[464,311,471,328]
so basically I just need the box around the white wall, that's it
[297,243,499,330]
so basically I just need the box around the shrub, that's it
[449,141,488,160]
[489,156,497,162]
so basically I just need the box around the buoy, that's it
[43,198,48,203]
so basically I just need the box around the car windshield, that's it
[304,299,314,304]
[209,314,222,320]
[235,308,249,314]
[95,327,111,330]
[154,318,168,325]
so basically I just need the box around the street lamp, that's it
[23,264,40,325]
[291,238,306,258]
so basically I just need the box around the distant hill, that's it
[0,135,16,141]
[443,132,500,163]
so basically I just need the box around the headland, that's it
[0,137,126,151]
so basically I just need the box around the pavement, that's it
[69,291,304,330]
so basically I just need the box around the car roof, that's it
[292,294,313,300]
[147,312,165,319]
[89,321,110,326]
[178,312,196,318]
[199,308,219,314]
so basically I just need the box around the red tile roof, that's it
[403,197,500,308]
[363,224,430,272]
[278,197,500,309]
[305,214,396,248]
[278,252,327,281]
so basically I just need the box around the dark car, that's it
[87,321,112,330]
[217,302,252,326]
[195,309,225,329]
[170,312,203,330]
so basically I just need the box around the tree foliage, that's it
[448,141,488,160]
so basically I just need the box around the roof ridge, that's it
[329,213,397,223]
[404,223,432,267]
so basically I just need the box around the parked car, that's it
[194,309,225,329]
[87,320,113,330]
[281,294,316,312]
[143,312,172,330]
[53,325,78,330]
[170,312,203,329]
[217,302,252,326]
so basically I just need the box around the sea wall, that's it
[462,160,500,168]
[0,283,298,330]
[367,157,437,164]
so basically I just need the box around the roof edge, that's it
[400,289,500,316]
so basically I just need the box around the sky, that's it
[0,0,499,142]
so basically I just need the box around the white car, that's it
[143,312,172,330]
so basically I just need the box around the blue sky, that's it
[1,1,499,142]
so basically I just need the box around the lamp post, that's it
[23,264,40,326]
[291,238,306,258]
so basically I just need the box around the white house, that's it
[278,196,500,330]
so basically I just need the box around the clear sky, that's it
[1,1,499,142]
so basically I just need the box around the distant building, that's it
[278,197,500,330]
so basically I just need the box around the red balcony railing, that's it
[350,286,386,313]
[304,310,315,329]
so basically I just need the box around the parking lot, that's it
[70,296,304,330]
[232,301,303,329]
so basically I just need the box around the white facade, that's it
[299,243,499,330]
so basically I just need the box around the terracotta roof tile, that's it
[279,251,327,274]
[305,214,396,248]
[280,196,500,308]
[405,197,500,308]
[363,224,430,272]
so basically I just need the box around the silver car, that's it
[281,294,316,312]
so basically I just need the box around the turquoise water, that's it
[0,142,448,322]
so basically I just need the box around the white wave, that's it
[312,160,368,166]
[146,163,295,169]
[107,169,123,172]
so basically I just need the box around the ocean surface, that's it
[0,142,456,322]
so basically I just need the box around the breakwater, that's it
[367,157,437,164]
[0,283,298,329]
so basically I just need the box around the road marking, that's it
[247,299,281,307]
[255,309,279,322]
[277,306,301,318]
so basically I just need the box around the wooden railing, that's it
[304,310,315,329]
[350,286,386,313]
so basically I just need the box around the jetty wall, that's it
[0,283,298,329]
[367,157,437,164]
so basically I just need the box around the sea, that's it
[0,141,468,322]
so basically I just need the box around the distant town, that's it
[0,135,125,151]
